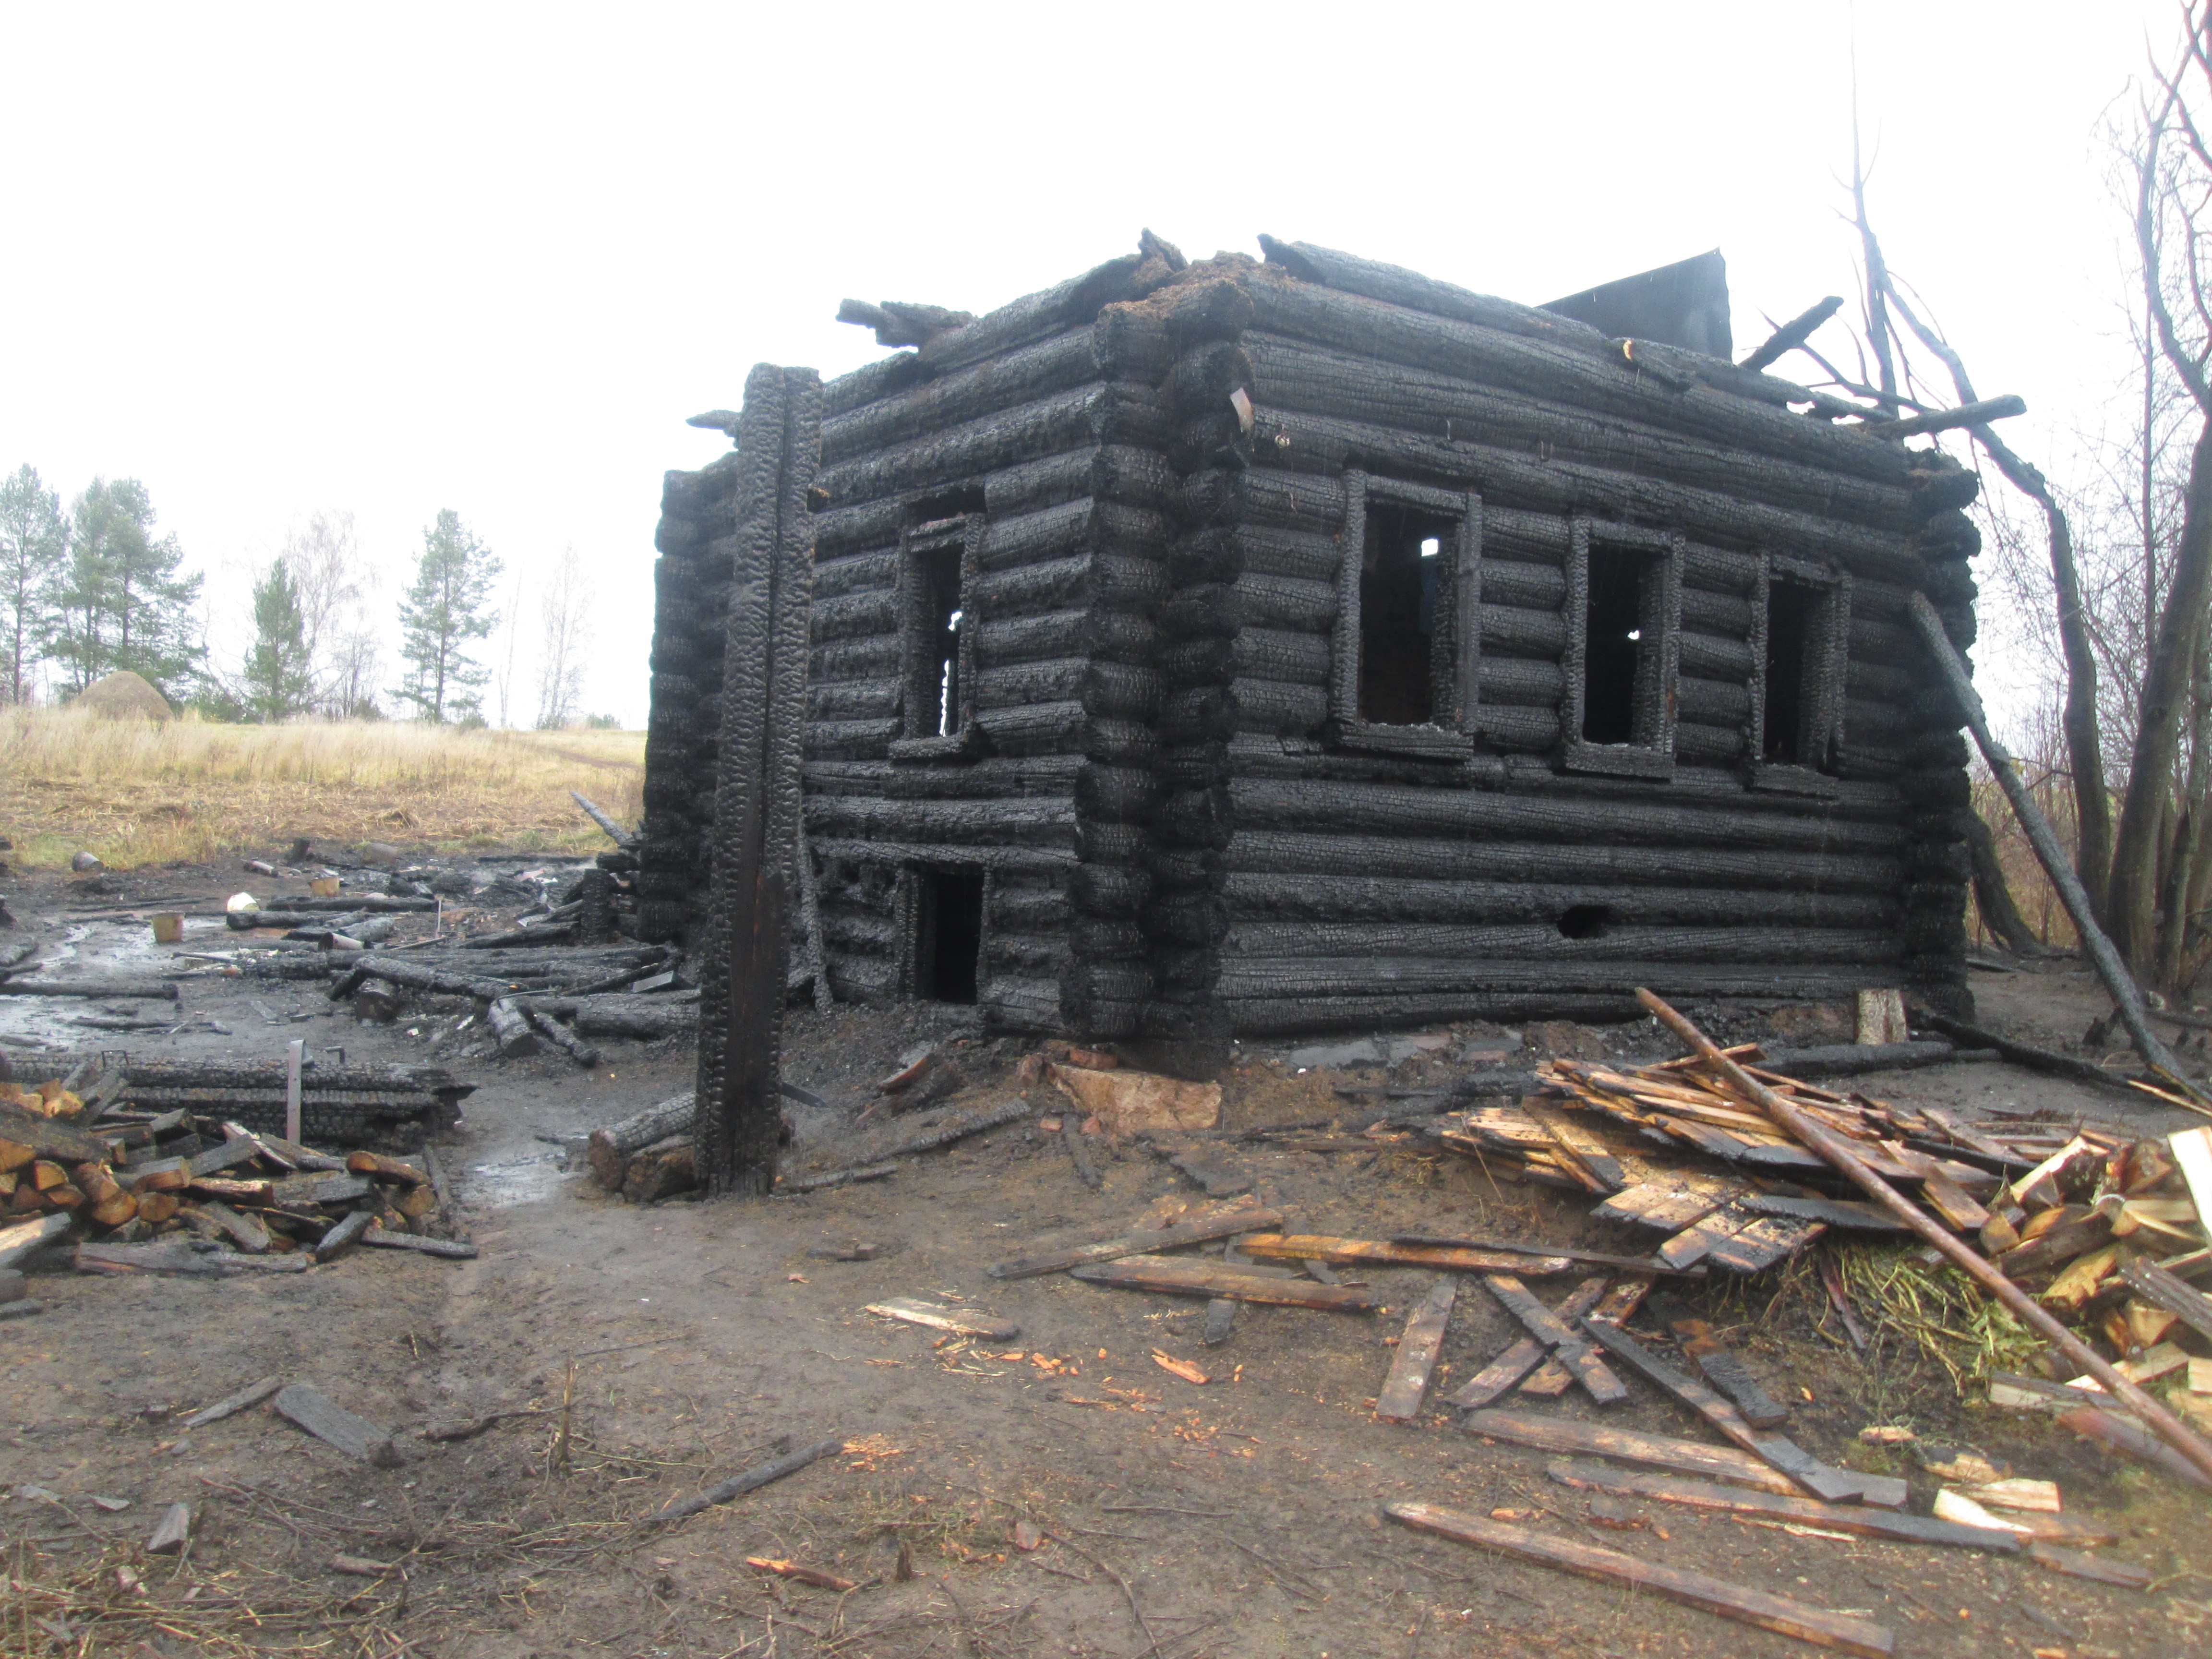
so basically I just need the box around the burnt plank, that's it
[1385,1502,1894,1658]
[1483,1274,1627,1405]
[1375,1278,1456,1423]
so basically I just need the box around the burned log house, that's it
[641,237,1981,1045]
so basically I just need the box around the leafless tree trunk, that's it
[2112,15,2212,980]
[534,544,591,730]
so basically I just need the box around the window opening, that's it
[914,542,964,738]
[1763,578,1822,766]
[1581,547,1649,745]
[1359,502,1457,726]
[914,866,984,1004]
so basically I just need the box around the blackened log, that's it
[529,1009,601,1067]
[824,325,1146,463]
[0,978,179,1001]
[1247,259,1906,481]
[1908,592,2199,1099]
[1909,1011,2134,1093]
[1962,808,2044,955]
[914,254,1141,375]
[1254,411,1919,587]
[694,365,819,1198]
[1219,954,1893,1005]
[1244,332,1913,530]
[569,790,636,846]
[1221,872,1898,930]
[815,385,1171,513]
[1738,296,1845,373]
[1224,922,1901,967]
[486,998,541,1058]
[1229,779,1904,856]
[1876,396,2026,439]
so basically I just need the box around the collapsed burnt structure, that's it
[640,235,1982,1045]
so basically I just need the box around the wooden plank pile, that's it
[1437,1043,2207,1289]
[1371,1008,2212,1649]
[0,1061,473,1279]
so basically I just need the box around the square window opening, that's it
[914,543,964,739]
[1582,546,1654,745]
[1358,503,1457,727]
[914,866,984,1005]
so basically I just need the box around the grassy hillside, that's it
[0,708,644,867]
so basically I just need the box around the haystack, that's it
[76,671,172,721]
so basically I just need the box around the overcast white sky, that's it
[0,1,2185,729]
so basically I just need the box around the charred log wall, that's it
[1201,248,1974,1033]
[643,238,1977,1037]
[799,256,1179,1032]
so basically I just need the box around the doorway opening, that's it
[914,866,984,1004]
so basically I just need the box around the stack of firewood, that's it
[1,1075,470,1266]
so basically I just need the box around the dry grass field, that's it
[0,707,644,867]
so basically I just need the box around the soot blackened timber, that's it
[643,233,1975,1037]
[694,365,819,1197]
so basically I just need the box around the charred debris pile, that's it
[173,803,700,1065]
[1,1053,477,1314]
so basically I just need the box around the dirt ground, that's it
[3,856,2211,1659]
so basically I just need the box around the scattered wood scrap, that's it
[1385,1502,1895,1659]
[272,1384,401,1467]
[988,1208,1285,1280]
[1547,1462,2017,1551]
[1070,1254,1382,1310]
[1375,1278,1455,1422]
[867,1298,1018,1340]
[647,1436,840,1524]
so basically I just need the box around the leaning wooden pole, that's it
[1907,592,2209,1106]
[1635,987,2212,1488]
[693,364,821,1196]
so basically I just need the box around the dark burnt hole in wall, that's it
[1581,547,1648,745]
[915,866,984,1005]
[1359,503,1455,726]
[1556,904,1614,940]
[1763,578,1821,766]
[914,544,964,738]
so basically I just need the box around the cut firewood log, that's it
[346,1150,428,1185]
[354,978,405,1023]
[313,1209,372,1261]
[485,998,541,1058]
[621,1136,698,1204]
[588,1092,695,1191]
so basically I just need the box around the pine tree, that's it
[48,478,203,697]
[0,464,68,703]
[393,509,500,722]
[244,561,314,721]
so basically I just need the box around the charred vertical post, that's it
[693,365,822,1196]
